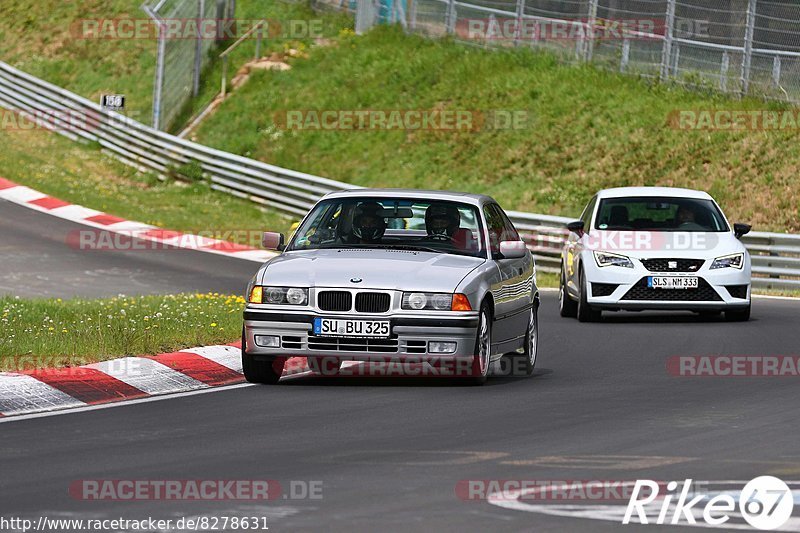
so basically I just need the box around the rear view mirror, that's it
[566,220,585,236]
[499,240,527,259]
[262,232,285,251]
[734,223,751,239]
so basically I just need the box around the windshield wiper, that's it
[366,244,442,253]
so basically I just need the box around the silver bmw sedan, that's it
[242,189,539,385]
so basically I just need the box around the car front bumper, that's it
[243,310,480,361]
[583,259,751,311]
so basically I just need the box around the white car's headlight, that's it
[593,251,634,268]
[249,286,308,305]
[710,253,744,270]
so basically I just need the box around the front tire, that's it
[577,270,602,323]
[559,269,578,318]
[725,304,751,322]
[241,327,285,384]
[469,303,492,385]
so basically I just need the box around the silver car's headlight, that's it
[710,253,744,270]
[249,286,308,305]
[401,292,473,311]
[593,251,634,268]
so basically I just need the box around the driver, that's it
[425,203,460,241]
[350,202,386,244]
[676,205,696,225]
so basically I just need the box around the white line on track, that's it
[0,382,256,424]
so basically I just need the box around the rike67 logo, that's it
[624,477,794,530]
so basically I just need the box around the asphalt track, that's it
[0,199,258,298]
[2,196,800,532]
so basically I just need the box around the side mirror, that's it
[499,240,528,259]
[262,232,285,251]
[734,223,751,239]
[566,220,585,237]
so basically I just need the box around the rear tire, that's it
[559,269,578,318]
[577,270,602,323]
[510,304,538,376]
[241,327,285,384]
[725,304,751,322]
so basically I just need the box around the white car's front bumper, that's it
[582,256,751,311]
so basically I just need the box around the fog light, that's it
[428,341,457,354]
[254,335,280,348]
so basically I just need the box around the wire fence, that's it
[142,0,236,131]
[356,0,800,104]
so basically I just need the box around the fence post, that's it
[772,55,781,88]
[193,0,205,97]
[408,0,417,31]
[152,21,166,130]
[446,0,456,35]
[620,37,630,72]
[513,0,524,47]
[720,50,730,91]
[255,25,263,59]
[584,0,598,62]
[740,0,756,96]
[660,0,676,82]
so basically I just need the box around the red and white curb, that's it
[0,344,315,418]
[0,176,276,263]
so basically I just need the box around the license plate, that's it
[313,318,390,338]
[647,276,699,289]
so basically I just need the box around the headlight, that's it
[249,286,308,305]
[401,292,472,311]
[710,253,744,270]
[594,251,634,268]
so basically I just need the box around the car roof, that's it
[323,188,497,206]
[595,186,714,201]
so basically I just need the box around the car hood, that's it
[259,249,486,292]
[588,231,746,260]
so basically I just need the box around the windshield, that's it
[594,197,730,232]
[287,197,487,258]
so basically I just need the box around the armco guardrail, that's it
[0,61,798,289]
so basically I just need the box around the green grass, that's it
[194,25,800,233]
[0,127,294,239]
[0,0,351,132]
[0,293,244,370]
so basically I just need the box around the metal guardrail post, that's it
[660,0,676,82]
[740,0,756,96]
